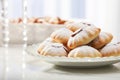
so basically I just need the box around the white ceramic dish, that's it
[0,23,65,45]
[26,44,120,68]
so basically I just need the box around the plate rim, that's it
[26,44,120,63]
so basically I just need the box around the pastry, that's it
[82,22,95,27]
[68,46,102,58]
[51,28,73,44]
[88,32,113,49]
[66,22,86,32]
[10,18,22,23]
[38,38,56,53]
[67,26,101,49]
[34,18,45,23]
[48,17,61,24]
[40,43,68,57]
[43,16,52,22]
[64,20,74,25]
[100,43,120,57]
[66,22,95,32]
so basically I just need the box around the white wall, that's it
[4,0,85,19]
[85,0,120,42]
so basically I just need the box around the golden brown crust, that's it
[100,43,120,57]
[40,43,68,57]
[88,32,113,49]
[68,46,102,58]
[48,17,61,24]
[66,22,86,32]
[37,38,56,54]
[51,28,73,45]
[67,26,101,49]
[10,16,70,25]
[66,22,95,32]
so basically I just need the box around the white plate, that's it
[26,44,120,68]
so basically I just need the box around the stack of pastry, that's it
[10,16,73,25]
[38,22,120,58]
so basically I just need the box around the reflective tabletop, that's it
[0,45,120,80]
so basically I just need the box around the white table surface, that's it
[0,45,120,80]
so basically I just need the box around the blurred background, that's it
[5,0,85,19]
[0,0,120,44]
